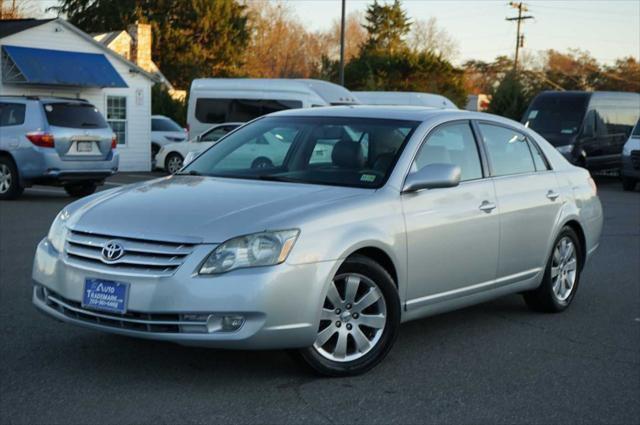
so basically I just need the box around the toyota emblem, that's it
[102,240,125,262]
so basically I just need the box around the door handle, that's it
[546,190,560,201]
[479,201,496,213]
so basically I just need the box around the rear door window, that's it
[44,103,108,129]
[0,103,26,127]
[479,123,536,176]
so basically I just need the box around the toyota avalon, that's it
[32,106,603,376]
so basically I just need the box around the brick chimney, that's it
[128,23,153,73]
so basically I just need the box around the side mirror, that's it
[402,163,461,193]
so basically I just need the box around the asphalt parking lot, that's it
[0,175,638,425]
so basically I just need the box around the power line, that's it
[506,2,534,71]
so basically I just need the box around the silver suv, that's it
[0,96,119,200]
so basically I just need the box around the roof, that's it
[270,105,524,128]
[190,78,359,105]
[0,18,159,83]
[354,91,458,109]
[0,19,54,39]
[93,30,127,47]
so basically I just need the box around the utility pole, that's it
[339,0,346,86]
[506,2,533,71]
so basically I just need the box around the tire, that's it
[0,156,24,200]
[64,182,98,198]
[251,157,273,169]
[622,176,637,191]
[523,226,583,313]
[297,254,400,377]
[165,153,184,174]
[151,144,160,161]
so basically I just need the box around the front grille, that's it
[65,230,195,277]
[37,286,207,334]
[631,150,640,170]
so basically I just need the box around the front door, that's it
[402,121,499,308]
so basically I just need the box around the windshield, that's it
[523,95,588,139]
[44,102,108,129]
[182,116,419,188]
[152,118,183,132]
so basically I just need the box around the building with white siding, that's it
[0,18,158,171]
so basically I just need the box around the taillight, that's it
[26,132,55,148]
[111,134,117,149]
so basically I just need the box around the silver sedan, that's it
[32,107,603,376]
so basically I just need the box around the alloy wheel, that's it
[551,236,578,302]
[313,273,387,362]
[0,164,12,194]
[167,156,183,174]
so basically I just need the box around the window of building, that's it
[107,96,127,145]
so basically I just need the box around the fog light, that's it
[222,315,244,331]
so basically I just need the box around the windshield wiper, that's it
[256,175,300,183]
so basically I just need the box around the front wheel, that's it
[298,255,400,376]
[64,182,98,198]
[523,226,582,313]
[165,153,184,175]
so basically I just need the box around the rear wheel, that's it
[165,153,183,174]
[64,182,97,198]
[0,157,24,200]
[523,226,582,313]
[622,176,637,191]
[298,255,400,376]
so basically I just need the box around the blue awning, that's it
[1,45,128,88]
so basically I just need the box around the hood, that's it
[68,176,365,243]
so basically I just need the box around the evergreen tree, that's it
[487,72,529,120]
[362,0,411,54]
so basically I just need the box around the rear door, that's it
[477,122,562,280]
[43,102,113,161]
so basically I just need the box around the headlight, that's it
[556,145,573,154]
[47,209,70,252]
[199,230,300,275]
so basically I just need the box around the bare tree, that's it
[0,0,37,19]
[408,17,459,61]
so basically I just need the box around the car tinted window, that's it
[523,95,588,137]
[412,122,482,181]
[0,103,26,127]
[152,118,182,132]
[195,99,303,124]
[44,103,108,129]
[480,123,536,176]
[184,116,418,189]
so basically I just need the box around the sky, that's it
[33,0,640,66]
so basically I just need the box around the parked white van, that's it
[354,91,457,109]
[187,79,359,138]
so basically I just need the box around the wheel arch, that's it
[562,219,587,269]
[344,246,399,288]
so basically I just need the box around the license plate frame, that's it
[77,141,93,152]
[82,278,130,314]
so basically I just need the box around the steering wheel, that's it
[251,157,274,169]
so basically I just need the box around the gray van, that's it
[522,91,640,170]
[0,96,119,200]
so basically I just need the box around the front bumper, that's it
[32,238,337,349]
